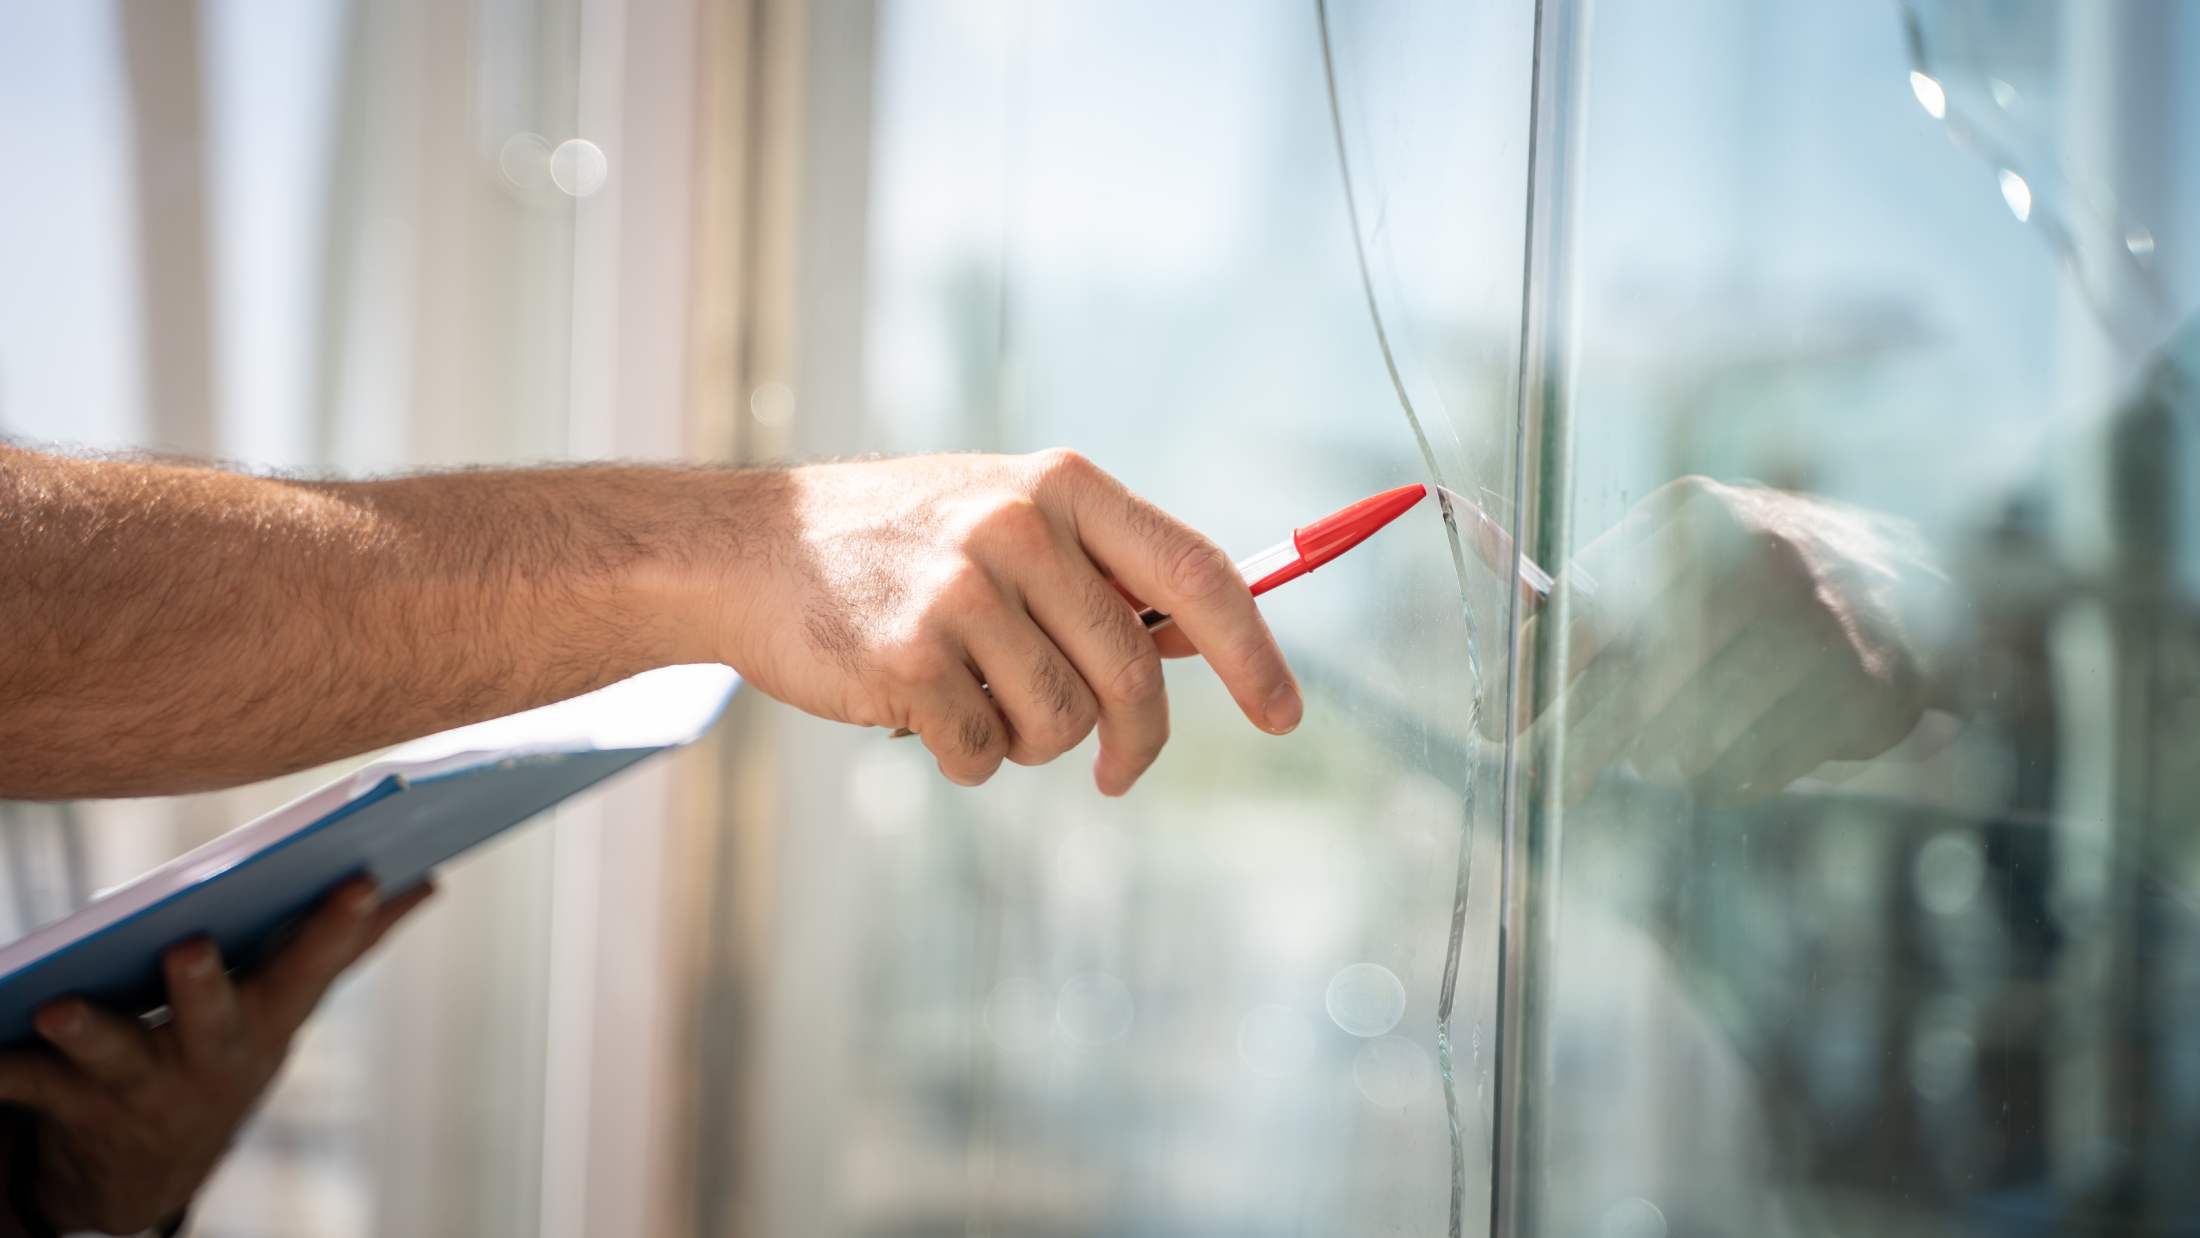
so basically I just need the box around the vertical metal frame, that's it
[1490,0,1590,1234]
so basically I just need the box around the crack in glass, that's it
[1316,5,1491,1233]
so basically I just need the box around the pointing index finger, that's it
[1060,467,1302,736]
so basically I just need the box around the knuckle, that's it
[1122,494,1174,545]
[929,649,991,696]
[1029,681,1100,760]
[955,709,1002,759]
[1105,650,1166,707]
[937,561,1000,609]
[969,497,1056,558]
[1163,536,1238,603]
[1031,656,1096,735]
[1669,475,1740,525]
[1030,447,1095,487]
[935,708,1007,784]
[1670,473,1721,501]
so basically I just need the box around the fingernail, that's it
[1264,682,1303,734]
[40,1005,83,1039]
[184,943,218,978]
[346,884,380,917]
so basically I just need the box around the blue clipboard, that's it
[0,663,740,1045]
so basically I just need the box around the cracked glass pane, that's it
[739,2,1536,1234]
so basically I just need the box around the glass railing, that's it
[1507,2,2200,1234]
[732,1,1534,1233]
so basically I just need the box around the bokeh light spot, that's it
[551,138,609,197]
[1907,71,1946,120]
[1325,962,1407,1037]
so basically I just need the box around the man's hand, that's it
[718,451,1303,794]
[1519,476,1954,805]
[0,444,1295,798]
[0,879,432,1235]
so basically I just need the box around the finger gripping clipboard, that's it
[0,664,740,1045]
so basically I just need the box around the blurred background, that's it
[0,1,2196,1236]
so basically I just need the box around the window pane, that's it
[1512,3,2200,1234]
[734,2,1535,1233]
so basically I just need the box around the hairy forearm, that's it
[0,446,746,799]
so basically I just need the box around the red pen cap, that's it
[1292,483,1427,571]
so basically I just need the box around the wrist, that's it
[629,467,747,670]
[632,465,790,671]
[503,464,745,673]
[614,502,724,671]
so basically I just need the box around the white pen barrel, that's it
[1234,538,1302,586]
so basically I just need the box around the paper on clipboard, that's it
[0,663,739,1044]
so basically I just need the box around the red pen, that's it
[1143,481,1582,629]
[1138,482,1427,631]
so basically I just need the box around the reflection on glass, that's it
[1512,2,2200,1234]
